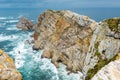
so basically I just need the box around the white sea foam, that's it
[7,32,59,80]
[1,16,60,80]
[0,17,7,20]
[6,27,18,30]
[4,20,18,23]
[0,34,18,42]
[8,33,32,68]
[40,58,58,73]
[6,25,18,30]
[4,25,82,80]
[0,17,14,20]
[58,63,84,80]
[12,42,26,68]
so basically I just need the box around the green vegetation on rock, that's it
[85,54,117,80]
[104,18,120,32]
[94,42,101,59]
[85,42,118,80]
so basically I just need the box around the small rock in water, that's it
[17,16,34,30]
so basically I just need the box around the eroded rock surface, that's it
[17,17,34,30]
[0,49,22,80]
[33,10,97,73]
[33,10,120,79]
[103,18,120,39]
[92,59,120,80]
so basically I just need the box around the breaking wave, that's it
[0,16,81,80]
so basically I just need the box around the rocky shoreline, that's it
[1,10,119,80]
[0,49,22,80]
[32,10,120,80]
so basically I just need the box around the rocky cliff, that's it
[0,49,22,80]
[92,57,120,80]
[33,10,120,79]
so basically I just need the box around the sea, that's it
[0,7,120,80]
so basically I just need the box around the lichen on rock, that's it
[103,18,120,39]
[0,49,22,80]
[104,18,120,32]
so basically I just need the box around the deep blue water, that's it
[0,8,120,21]
[0,8,120,80]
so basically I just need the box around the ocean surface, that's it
[0,8,120,80]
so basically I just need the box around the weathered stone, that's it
[33,10,120,79]
[17,16,34,30]
[41,50,53,59]
[33,10,96,72]
[92,59,120,80]
[0,49,22,80]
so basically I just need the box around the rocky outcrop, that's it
[103,18,120,39]
[17,17,34,30]
[33,10,120,79]
[0,49,22,80]
[33,10,96,73]
[84,18,120,79]
[92,59,120,80]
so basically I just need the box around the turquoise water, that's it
[0,8,120,80]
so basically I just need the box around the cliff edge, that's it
[33,10,120,79]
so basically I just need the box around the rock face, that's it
[33,10,96,72]
[92,59,120,80]
[103,18,120,39]
[84,18,120,79]
[0,49,22,80]
[33,10,120,79]
[17,17,34,30]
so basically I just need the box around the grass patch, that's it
[85,42,117,80]
[85,53,117,80]
[104,18,120,32]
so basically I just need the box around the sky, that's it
[0,0,120,8]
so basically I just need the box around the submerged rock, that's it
[17,17,34,30]
[0,49,22,80]
[33,10,120,79]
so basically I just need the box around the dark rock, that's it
[32,46,39,51]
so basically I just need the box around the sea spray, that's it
[0,16,82,80]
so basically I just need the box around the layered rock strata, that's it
[0,49,22,80]
[17,17,34,30]
[92,59,120,80]
[33,10,120,79]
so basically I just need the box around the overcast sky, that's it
[0,0,120,8]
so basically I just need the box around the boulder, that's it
[0,49,22,80]
[17,17,34,30]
